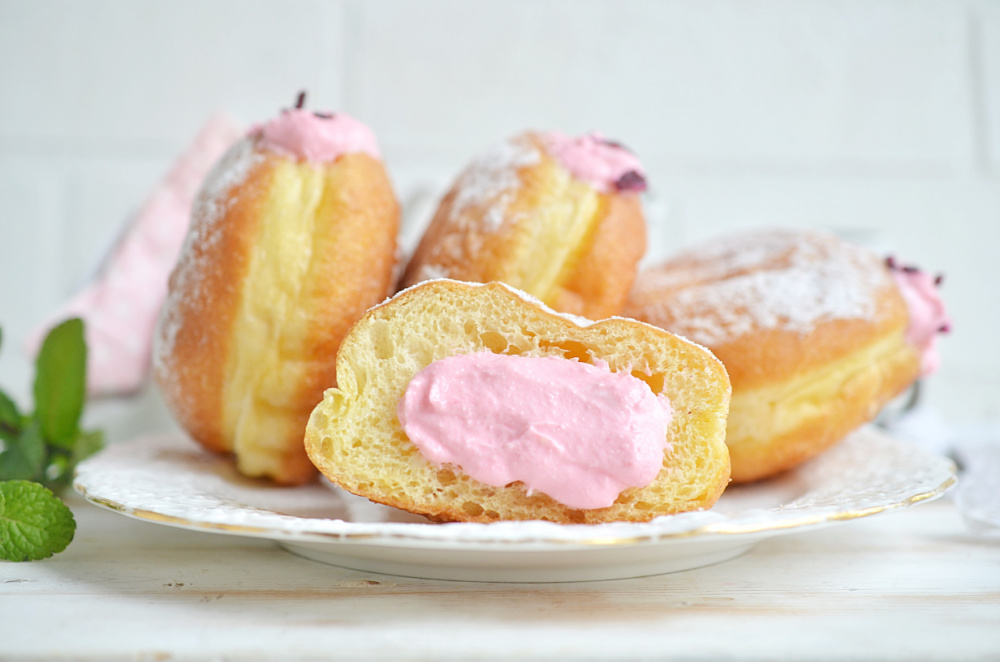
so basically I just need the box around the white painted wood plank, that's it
[1,495,997,661]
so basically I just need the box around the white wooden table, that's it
[2,491,997,661]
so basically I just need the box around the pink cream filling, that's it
[397,352,673,510]
[539,131,647,194]
[891,268,951,377]
[250,108,380,163]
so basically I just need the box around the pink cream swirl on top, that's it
[397,351,673,510]
[887,257,951,377]
[539,131,647,194]
[251,108,381,163]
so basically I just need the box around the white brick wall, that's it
[981,1,1000,169]
[1,0,997,426]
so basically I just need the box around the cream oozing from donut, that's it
[887,261,951,377]
[540,132,647,194]
[251,108,381,163]
[397,352,673,510]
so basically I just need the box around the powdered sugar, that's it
[154,137,265,367]
[637,230,892,347]
[193,137,264,230]
[449,135,541,233]
[489,280,596,328]
[384,278,595,331]
[417,263,451,281]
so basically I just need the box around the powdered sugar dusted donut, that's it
[155,97,399,485]
[399,131,648,320]
[625,228,950,483]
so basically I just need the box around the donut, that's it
[624,228,950,483]
[154,95,400,485]
[399,131,648,320]
[304,279,732,524]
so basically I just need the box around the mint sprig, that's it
[0,319,104,493]
[0,480,76,561]
[0,319,104,562]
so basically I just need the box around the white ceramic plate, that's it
[74,427,955,582]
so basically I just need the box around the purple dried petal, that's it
[885,256,897,270]
[939,323,951,334]
[314,112,335,119]
[615,170,647,193]
[295,91,307,109]
[934,273,944,286]
[601,137,632,153]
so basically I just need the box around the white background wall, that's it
[1,0,998,432]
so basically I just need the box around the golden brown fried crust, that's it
[625,229,922,483]
[271,153,400,484]
[156,155,271,457]
[645,303,910,393]
[295,152,401,405]
[726,338,920,483]
[399,187,482,282]
[156,145,399,485]
[548,192,646,320]
[399,134,646,320]
[625,233,911,391]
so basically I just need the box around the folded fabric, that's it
[952,424,1000,534]
[26,114,244,397]
[884,405,1000,534]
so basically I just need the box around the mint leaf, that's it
[0,480,75,561]
[0,422,45,481]
[33,318,86,449]
[0,325,19,437]
[0,388,19,434]
[0,322,94,560]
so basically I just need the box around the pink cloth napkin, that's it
[27,114,244,397]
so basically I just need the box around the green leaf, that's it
[0,324,17,438]
[33,318,87,449]
[0,480,75,561]
[0,421,46,482]
[0,387,21,434]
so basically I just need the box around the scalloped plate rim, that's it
[73,426,956,555]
